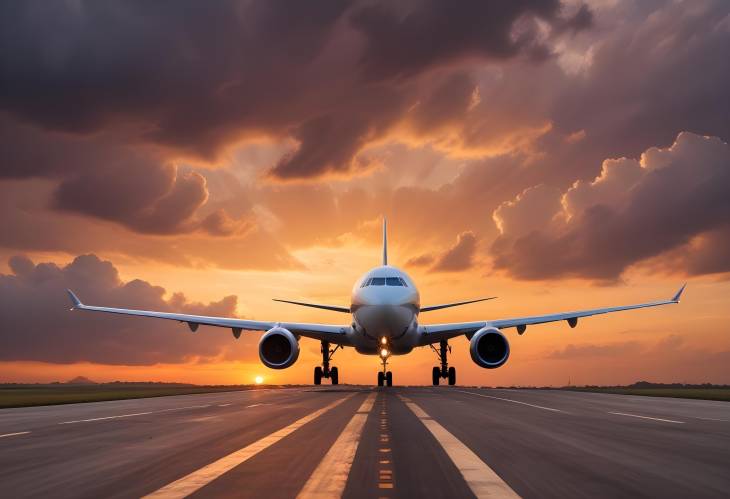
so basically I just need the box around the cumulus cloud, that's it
[407,231,478,272]
[490,132,730,280]
[0,254,249,365]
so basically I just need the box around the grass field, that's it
[564,387,730,402]
[0,384,277,408]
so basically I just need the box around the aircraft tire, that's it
[432,366,440,385]
[331,366,339,385]
[377,371,384,386]
[448,366,456,386]
[386,371,393,387]
[314,366,323,385]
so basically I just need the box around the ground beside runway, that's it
[1,387,728,498]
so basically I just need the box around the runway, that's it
[1,387,728,498]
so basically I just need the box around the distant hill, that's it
[66,376,97,385]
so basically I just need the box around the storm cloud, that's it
[0,254,251,365]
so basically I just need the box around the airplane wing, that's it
[420,297,497,312]
[66,290,350,343]
[419,284,686,345]
[272,299,350,313]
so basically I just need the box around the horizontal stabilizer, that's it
[272,299,350,314]
[420,297,497,313]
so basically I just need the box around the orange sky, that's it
[1,1,729,385]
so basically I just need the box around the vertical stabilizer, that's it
[382,216,388,266]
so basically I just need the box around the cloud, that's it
[0,254,252,365]
[350,0,591,79]
[490,132,730,280]
[0,0,591,181]
[407,231,478,272]
[547,340,642,359]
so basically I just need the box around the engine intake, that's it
[470,327,510,369]
[259,327,300,369]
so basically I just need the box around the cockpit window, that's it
[370,277,386,286]
[360,278,370,288]
[386,277,403,286]
[399,277,408,287]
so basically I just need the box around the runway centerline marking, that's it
[399,395,519,499]
[143,394,354,499]
[456,390,564,413]
[297,393,376,499]
[58,404,212,424]
[609,412,685,424]
[0,431,30,439]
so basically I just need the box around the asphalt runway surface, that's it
[1,386,729,498]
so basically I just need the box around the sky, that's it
[1,0,729,386]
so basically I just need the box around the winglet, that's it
[382,216,388,266]
[671,283,687,303]
[66,289,82,310]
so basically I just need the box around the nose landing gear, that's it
[314,341,340,385]
[377,355,393,387]
[430,339,456,385]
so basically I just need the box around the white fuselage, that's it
[347,265,421,355]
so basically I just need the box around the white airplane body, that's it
[67,219,685,386]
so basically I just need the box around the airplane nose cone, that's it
[355,304,414,338]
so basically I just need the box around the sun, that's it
[254,375,264,385]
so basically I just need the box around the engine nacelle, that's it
[258,327,300,369]
[470,327,510,369]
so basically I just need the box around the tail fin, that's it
[382,216,388,266]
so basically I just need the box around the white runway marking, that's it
[609,412,685,424]
[297,393,376,499]
[399,395,519,499]
[0,431,30,439]
[143,394,354,499]
[245,403,268,408]
[217,404,232,407]
[58,404,211,424]
[456,390,564,413]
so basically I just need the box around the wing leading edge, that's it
[419,284,686,345]
[66,290,349,342]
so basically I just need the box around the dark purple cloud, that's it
[0,254,251,365]
[490,133,730,280]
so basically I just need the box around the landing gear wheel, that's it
[386,371,393,387]
[432,366,440,386]
[448,366,456,386]
[314,366,323,385]
[377,371,384,387]
[330,366,339,385]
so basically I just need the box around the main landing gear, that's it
[314,340,340,385]
[431,339,456,386]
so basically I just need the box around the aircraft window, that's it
[399,278,408,287]
[370,277,386,286]
[386,277,403,286]
[361,278,371,288]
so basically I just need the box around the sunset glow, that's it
[1,0,728,387]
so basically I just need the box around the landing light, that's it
[380,337,387,345]
[380,348,389,358]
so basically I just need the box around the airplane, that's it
[66,218,686,387]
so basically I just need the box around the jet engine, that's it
[469,327,510,368]
[259,327,300,369]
